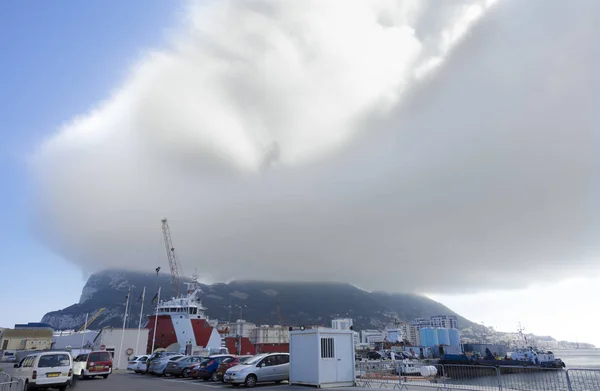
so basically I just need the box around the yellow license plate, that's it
[48,373,59,377]
[95,366,104,370]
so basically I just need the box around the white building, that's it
[229,319,256,338]
[384,328,404,343]
[430,315,458,329]
[331,318,353,331]
[289,328,355,388]
[361,330,383,347]
[399,323,420,346]
[93,328,149,370]
[249,325,289,344]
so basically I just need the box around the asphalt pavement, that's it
[74,371,295,391]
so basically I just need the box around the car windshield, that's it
[242,355,268,365]
[222,357,234,364]
[173,356,188,362]
[38,354,70,368]
[239,356,252,363]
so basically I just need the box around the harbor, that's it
[1,277,599,391]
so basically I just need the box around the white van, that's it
[13,351,73,390]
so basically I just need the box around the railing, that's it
[355,361,600,391]
[0,372,24,391]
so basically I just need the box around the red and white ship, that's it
[146,281,222,353]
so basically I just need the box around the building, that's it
[430,315,458,329]
[410,318,431,328]
[384,328,404,343]
[52,330,99,350]
[399,322,420,346]
[361,330,383,347]
[331,318,353,331]
[0,328,53,351]
[229,319,256,339]
[14,323,54,330]
[94,327,150,369]
[249,325,289,345]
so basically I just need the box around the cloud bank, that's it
[32,0,600,293]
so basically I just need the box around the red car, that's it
[215,356,252,382]
[74,351,113,380]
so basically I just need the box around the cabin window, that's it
[320,337,334,359]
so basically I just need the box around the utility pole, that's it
[117,286,132,369]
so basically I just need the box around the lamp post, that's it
[235,304,247,321]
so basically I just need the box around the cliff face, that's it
[42,269,474,332]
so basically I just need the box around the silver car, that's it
[224,353,289,387]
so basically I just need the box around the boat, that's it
[145,280,224,354]
[439,346,565,377]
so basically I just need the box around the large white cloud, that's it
[32,0,600,293]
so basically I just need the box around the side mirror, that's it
[13,364,19,368]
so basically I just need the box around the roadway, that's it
[74,371,294,391]
[0,365,425,391]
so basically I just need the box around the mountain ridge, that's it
[40,269,595,349]
[41,269,474,331]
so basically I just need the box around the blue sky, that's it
[0,0,182,328]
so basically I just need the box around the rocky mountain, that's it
[41,269,476,332]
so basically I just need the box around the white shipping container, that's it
[289,328,355,388]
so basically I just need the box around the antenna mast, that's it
[161,218,181,297]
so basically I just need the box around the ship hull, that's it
[439,361,565,378]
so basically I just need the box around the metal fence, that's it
[355,362,600,391]
[0,372,24,391]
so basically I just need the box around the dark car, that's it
[164,356,205,377]
[215,356,252,382]
[190,355,235,381]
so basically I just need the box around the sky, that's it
[1,0,599,346]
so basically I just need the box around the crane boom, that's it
[161,218,181,297]
[78,308,105,332]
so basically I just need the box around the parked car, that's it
[190,354,235,381]
[148,354,185,376]
[224,353,289,387]
[72,350,113,380]
[144,351,180,374]
[164,355,205,377]
[13,351,74,391]
[216,356,252,382]
[127,355,148,371]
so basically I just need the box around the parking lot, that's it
[72,371,291,391]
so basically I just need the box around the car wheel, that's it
[244,374,257,388]
[211,372,219,382]
[103,374,109,379]
[182,369,190,377]
[23,381,29,391]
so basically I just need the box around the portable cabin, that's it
[289,328,355,388]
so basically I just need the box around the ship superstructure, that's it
[146,281,222,353]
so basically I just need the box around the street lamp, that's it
[235,304,247,321]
